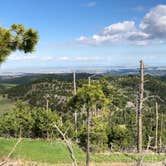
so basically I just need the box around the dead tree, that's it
[137,136,153,166]
[53,123,78,166]
[146,136,153,151]
[159,113,163,152]
[86,108,90,166]
[73,72,77,95]
[155,102,159,152]
[137,60,144,153]
[74,111,78,141]
[73,72,78,141]
[44,94,50,112]
[44,94,50,140]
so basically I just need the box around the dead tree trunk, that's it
[88,77,91,86]
[159,113,163,152]
[74,111,78,142]
[86,109,90,166]
[155,102,159,152]
[73,72,76,95]
[137,60,144,153]
[44,94,50,112]
[73,72,78,141]
[54,123,78,166]
[44,94,50,140]
[137,136,153,166]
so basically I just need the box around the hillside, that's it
[0,73,165,165]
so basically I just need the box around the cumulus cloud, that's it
[77,5,166,46]
[77,21,150,45]
[140,5,166,39]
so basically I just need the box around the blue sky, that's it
[1,0,166,72]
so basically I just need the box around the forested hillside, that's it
[0,73,165,154]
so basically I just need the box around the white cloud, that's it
[77,21,149,45]
[59,56,70,61]
[103,21,136,35]
[77,5,166,46]
[8,54,38,61]
[40,56,53,61]
[8,54,54,61]
[140,5,166,39]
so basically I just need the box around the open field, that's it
[0,138,165,165]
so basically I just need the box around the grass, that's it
[91,153,165,163]
[0,138,165,165]
[0,138,85,164]
[0,83,17,88]
[0,83,16,114]
[0,96,15,115]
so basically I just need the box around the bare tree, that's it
[137,135,153,166]
[159,113,163,152]
[137,60,144,153]
[73,72,77,95]
[73,72,78,141]
[53,123,78,166]
[86,108,90,166]
[44,94,50,140]
[44,94,50,112]
[155,102,159,152]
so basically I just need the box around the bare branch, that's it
[64,126,70,137]
[0,138,22,166]
[143,95,164,102]
[53,123,78,166]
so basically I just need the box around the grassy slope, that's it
[0,96,14,115]
[0,138,165,164]
[0,83,16,114]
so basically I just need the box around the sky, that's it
[0,0,166,72]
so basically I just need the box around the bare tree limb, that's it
[0,138,22,166]
[137,135,153,166]
[64,126,70,137]
[143,95,164,102]
[53,123,78,166]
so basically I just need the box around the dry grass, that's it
[1,160,165,166]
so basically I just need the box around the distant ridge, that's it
[0,66,166,77]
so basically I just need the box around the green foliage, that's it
[0,95,14,115]
[0,101,60,139]
[0,27,11,61]
[107,125,132,151]
[69,84,109,110]
[69,84,110,152]
[90,115,109,152]
[0,24,38,63]
[0,101,34,137]
[32,108,60,138]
